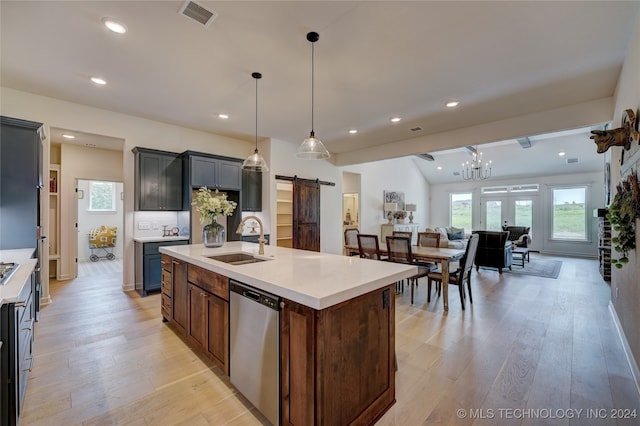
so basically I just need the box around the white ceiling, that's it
[2,1,638,183]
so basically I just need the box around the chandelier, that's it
[461,147,492,180]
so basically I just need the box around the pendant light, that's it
[242,72,269,172]
[296,31,330,160]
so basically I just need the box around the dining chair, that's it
[386,236,430,304]
[357,234,385,260]
[415,231,440,273]
[344,228,360,256]
[426,233,480,309]
[392,231,412,241]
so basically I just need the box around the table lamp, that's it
[405,204,416,223]
[384,202,398,224]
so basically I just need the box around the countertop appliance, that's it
[229,280,280,425]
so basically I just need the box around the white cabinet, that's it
[381,223,420,246]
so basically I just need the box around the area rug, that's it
[479,259,563,279]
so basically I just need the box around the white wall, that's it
[341,157,430,237]
[77,180,124,261]
[429,171,604,257]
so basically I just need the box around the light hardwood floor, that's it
[22,255,640,425]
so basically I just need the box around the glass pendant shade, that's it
[243,71,269,172]
[242,148,269,172]
[297,31,330,160]
[297,131,330,160]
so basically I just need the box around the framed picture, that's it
[383,190,405,210]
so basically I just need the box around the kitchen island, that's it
[160,241,416,426]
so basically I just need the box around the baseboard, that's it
[609,301,640,398]
[122,282,135,292]
[39,295,52,306]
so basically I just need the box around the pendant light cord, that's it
[311,40,315,134]
[255,75,258,150]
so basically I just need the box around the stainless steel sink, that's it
[205,253,270,265]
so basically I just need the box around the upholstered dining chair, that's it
[417,232,440,248]
[426,233,480,310]
[392,231,412,241]
[357,234,385,260]
[386,236,430,304]
[344,228,360,256]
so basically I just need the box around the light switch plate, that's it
[138,222,151,230]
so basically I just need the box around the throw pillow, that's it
[447,231,464,240]
[450,226,464,235]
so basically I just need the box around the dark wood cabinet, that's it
[241,169,262,211]
[280,285,395,426]
[135,240,188,296]
[133,147,183,211]
[187,283,229,373]
[189,155,241,191]
[187,265,229,374]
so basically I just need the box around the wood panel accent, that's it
[280,285,395,425]
[293,179,320,252]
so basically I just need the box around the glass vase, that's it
[203,220,225,248]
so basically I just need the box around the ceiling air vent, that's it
[179,1,218,27]
[566,157,579,164]
[416,153,434,161]
[410,126,423,132]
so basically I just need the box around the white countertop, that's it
[134,236,190,243]
[160,242,417,310]
[0,248,37,305]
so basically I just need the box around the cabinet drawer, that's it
[144,240,188,255]
[161,270,172,295]
[161,293,172,317]
[161,254,172,271]
[187,265,229,301]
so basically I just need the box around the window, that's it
[450,192,472,230]
[89,181,116,211]
[551,186,587,240]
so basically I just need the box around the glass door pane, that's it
[485,199,502,230]
[514,199,533,228]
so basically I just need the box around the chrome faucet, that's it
[236,215,266,255]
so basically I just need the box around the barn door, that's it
[293,179,320,252]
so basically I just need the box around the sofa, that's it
[425,226,469,249]
[472,230,513,273]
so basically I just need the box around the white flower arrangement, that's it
[192,186,237,225]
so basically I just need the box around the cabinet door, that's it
[188,283,207,349]
[138,153,164,210]
[172,259,188,335]
[144,254,162,293]
[136,149,182,211]
[218,160,242,191]
[164,157,183,210]
[206,293,228,373]
[191,156,218,189]
[242,169,262,211]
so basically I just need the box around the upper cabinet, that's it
[185,153,242,191]
[241,170,262,212]
[133,147,183,211]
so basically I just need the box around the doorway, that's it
[480,193,539,250]
[76,179,124,277]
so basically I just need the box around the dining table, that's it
[345,244,466,311]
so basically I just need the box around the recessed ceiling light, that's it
[91,77,107,85]
[446,101,460,108]
[558,151,566,156]
[437,166,443,170]
[102,17,127,34]
[62,134,75,139]
[390,117,401,123]
[218,113,229,119]
[348,129,358,134]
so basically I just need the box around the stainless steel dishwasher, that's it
[229,280,280,425]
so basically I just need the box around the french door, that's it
[480,195,538,247]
